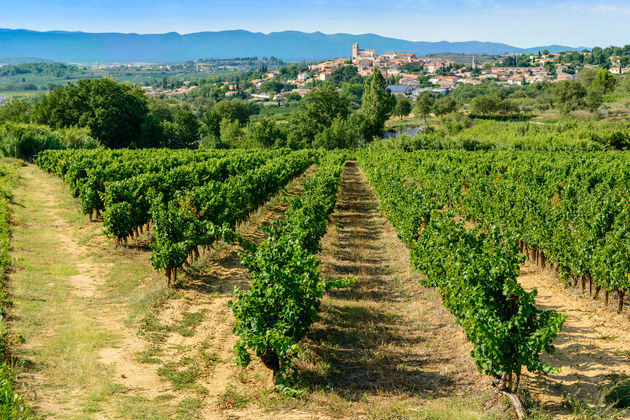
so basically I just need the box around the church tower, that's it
[352,43,359,59]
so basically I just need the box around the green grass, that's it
[612,349,630,358]
[0,90,43,99]
[216,384,253,410]
[175,310,207,337]
[6,164,184,417]
[176,397,202,419]
[157,358,200,390]
[604,375,630,408]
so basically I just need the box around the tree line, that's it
[0,69,396,151]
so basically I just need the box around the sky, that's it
[1,0,629,48]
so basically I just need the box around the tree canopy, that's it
[34,78,154,148]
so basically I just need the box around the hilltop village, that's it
[155,43,628,103]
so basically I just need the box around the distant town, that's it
[136,43,630,103]
[1,43,629,108]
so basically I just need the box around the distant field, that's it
[0,90,44,99]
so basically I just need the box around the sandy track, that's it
[519,262,630,417]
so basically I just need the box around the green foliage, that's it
[358,148,568,388]
[213,98,258,125]
[149,151,314,280]
[585,86,605,111]
[219,118,242,147]
[359,69,395,139]
[433,95,458,116]
[162,108,200,149]
[232,154,350,380]
[604,375,630,408]
[55,126,100,149]
[470,93,519,115]
[0,160,34,418]
[331,65,363,85]
[246,118,286,148]
[287,84,351,147]
[261,80,285,95]
[0,99,33,124]
[393,97,412,119]
[313,117,358,149]
[0,62,79,78]
[553,80,587,113]
[414,91,435,120]
[592,69,617,93]
[389,119,629,151]
[0,122,64,160]
[103,202,135,241]
[34,77,154,148]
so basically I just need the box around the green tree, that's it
[585,86,605,111]
[261,80,284,95]
[578,67,600,87]
[331,65,362,84]
[0,99,32,123]
[214,98,256,125]
[220,118,242,146]
[147,96,176,123]
[287,84,351,147]
[591,69,617,93]
[415,91,435,121]
[313,117,358,149]
[200,109,221,139]
[433,96,458,116]
[470,94,499,115]
[359,69,395,139]
[553,80,587,113]
[246,118,285,148]
[34,78,153,148]
[340,83,364,109]
[393,97,412,119]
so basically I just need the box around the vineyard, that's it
[358,147,630,313]
[0,146,626,418]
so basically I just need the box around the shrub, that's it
[0,123,63,161]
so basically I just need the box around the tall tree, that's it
[415,91,436,122]
[287,83,350,147]
[359,69,395,139]
[591,69,617,93]
[393,96,412,119]
[213,98,257,125]
[553,80,587,113]
[34,78,153,148]
[433,96,458,116]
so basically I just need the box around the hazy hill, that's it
[0,28,584,63]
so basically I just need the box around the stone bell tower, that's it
[352,43,359,59]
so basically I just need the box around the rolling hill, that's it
[0,28,584,63]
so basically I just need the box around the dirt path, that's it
[519,262,630,418]
[292,162,503,418]
[125,167,331,419]
[9,164,172,418]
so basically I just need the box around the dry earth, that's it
[519,262,630,418]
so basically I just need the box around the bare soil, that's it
[9,164,172,418]
[293,162,501,418]
[519,262,630,418]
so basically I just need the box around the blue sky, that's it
[1,0,629,47]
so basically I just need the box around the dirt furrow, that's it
[519,262,630,417]
[298,162,497,418]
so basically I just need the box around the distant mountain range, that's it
[0,28,587,63]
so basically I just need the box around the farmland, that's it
[0,145,623,419]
